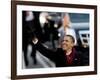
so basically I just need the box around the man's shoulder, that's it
[57,48,63,51]
[55,48,64,54]
[73,46,83,56]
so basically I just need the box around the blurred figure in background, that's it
[39,12,58,49]
[33,12,50,43]
[39,12,51,42]
[22,11,37,66]
[58,13,77,47]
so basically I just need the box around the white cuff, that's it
[32,38,38,44]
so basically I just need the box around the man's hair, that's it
[65,35,75,43]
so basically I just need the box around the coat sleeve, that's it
[34,42,56,62]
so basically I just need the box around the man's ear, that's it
[71,42,74,47]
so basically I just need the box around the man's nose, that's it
[62,40,67,43]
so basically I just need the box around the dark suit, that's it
[22,11,37,66]
[33,12,58,49]
[34,42,84,67]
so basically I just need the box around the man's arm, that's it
[32,38,56,62]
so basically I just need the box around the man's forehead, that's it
[63,36,70,40]
[64,35,70,38]
[64,35,74,41]
[63,35,75,43]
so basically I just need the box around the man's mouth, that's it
[62,44,67,47]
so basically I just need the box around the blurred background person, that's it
[22,12,57,68]
[58,13,77,47]
[22,11,37,67]
[39,12,58,49]
[33,12,51,43]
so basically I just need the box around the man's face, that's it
[61,36,74,51]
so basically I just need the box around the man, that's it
[32,35,83,67]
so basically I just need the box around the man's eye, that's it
[62,40,68,42]
[65,40,68,42]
